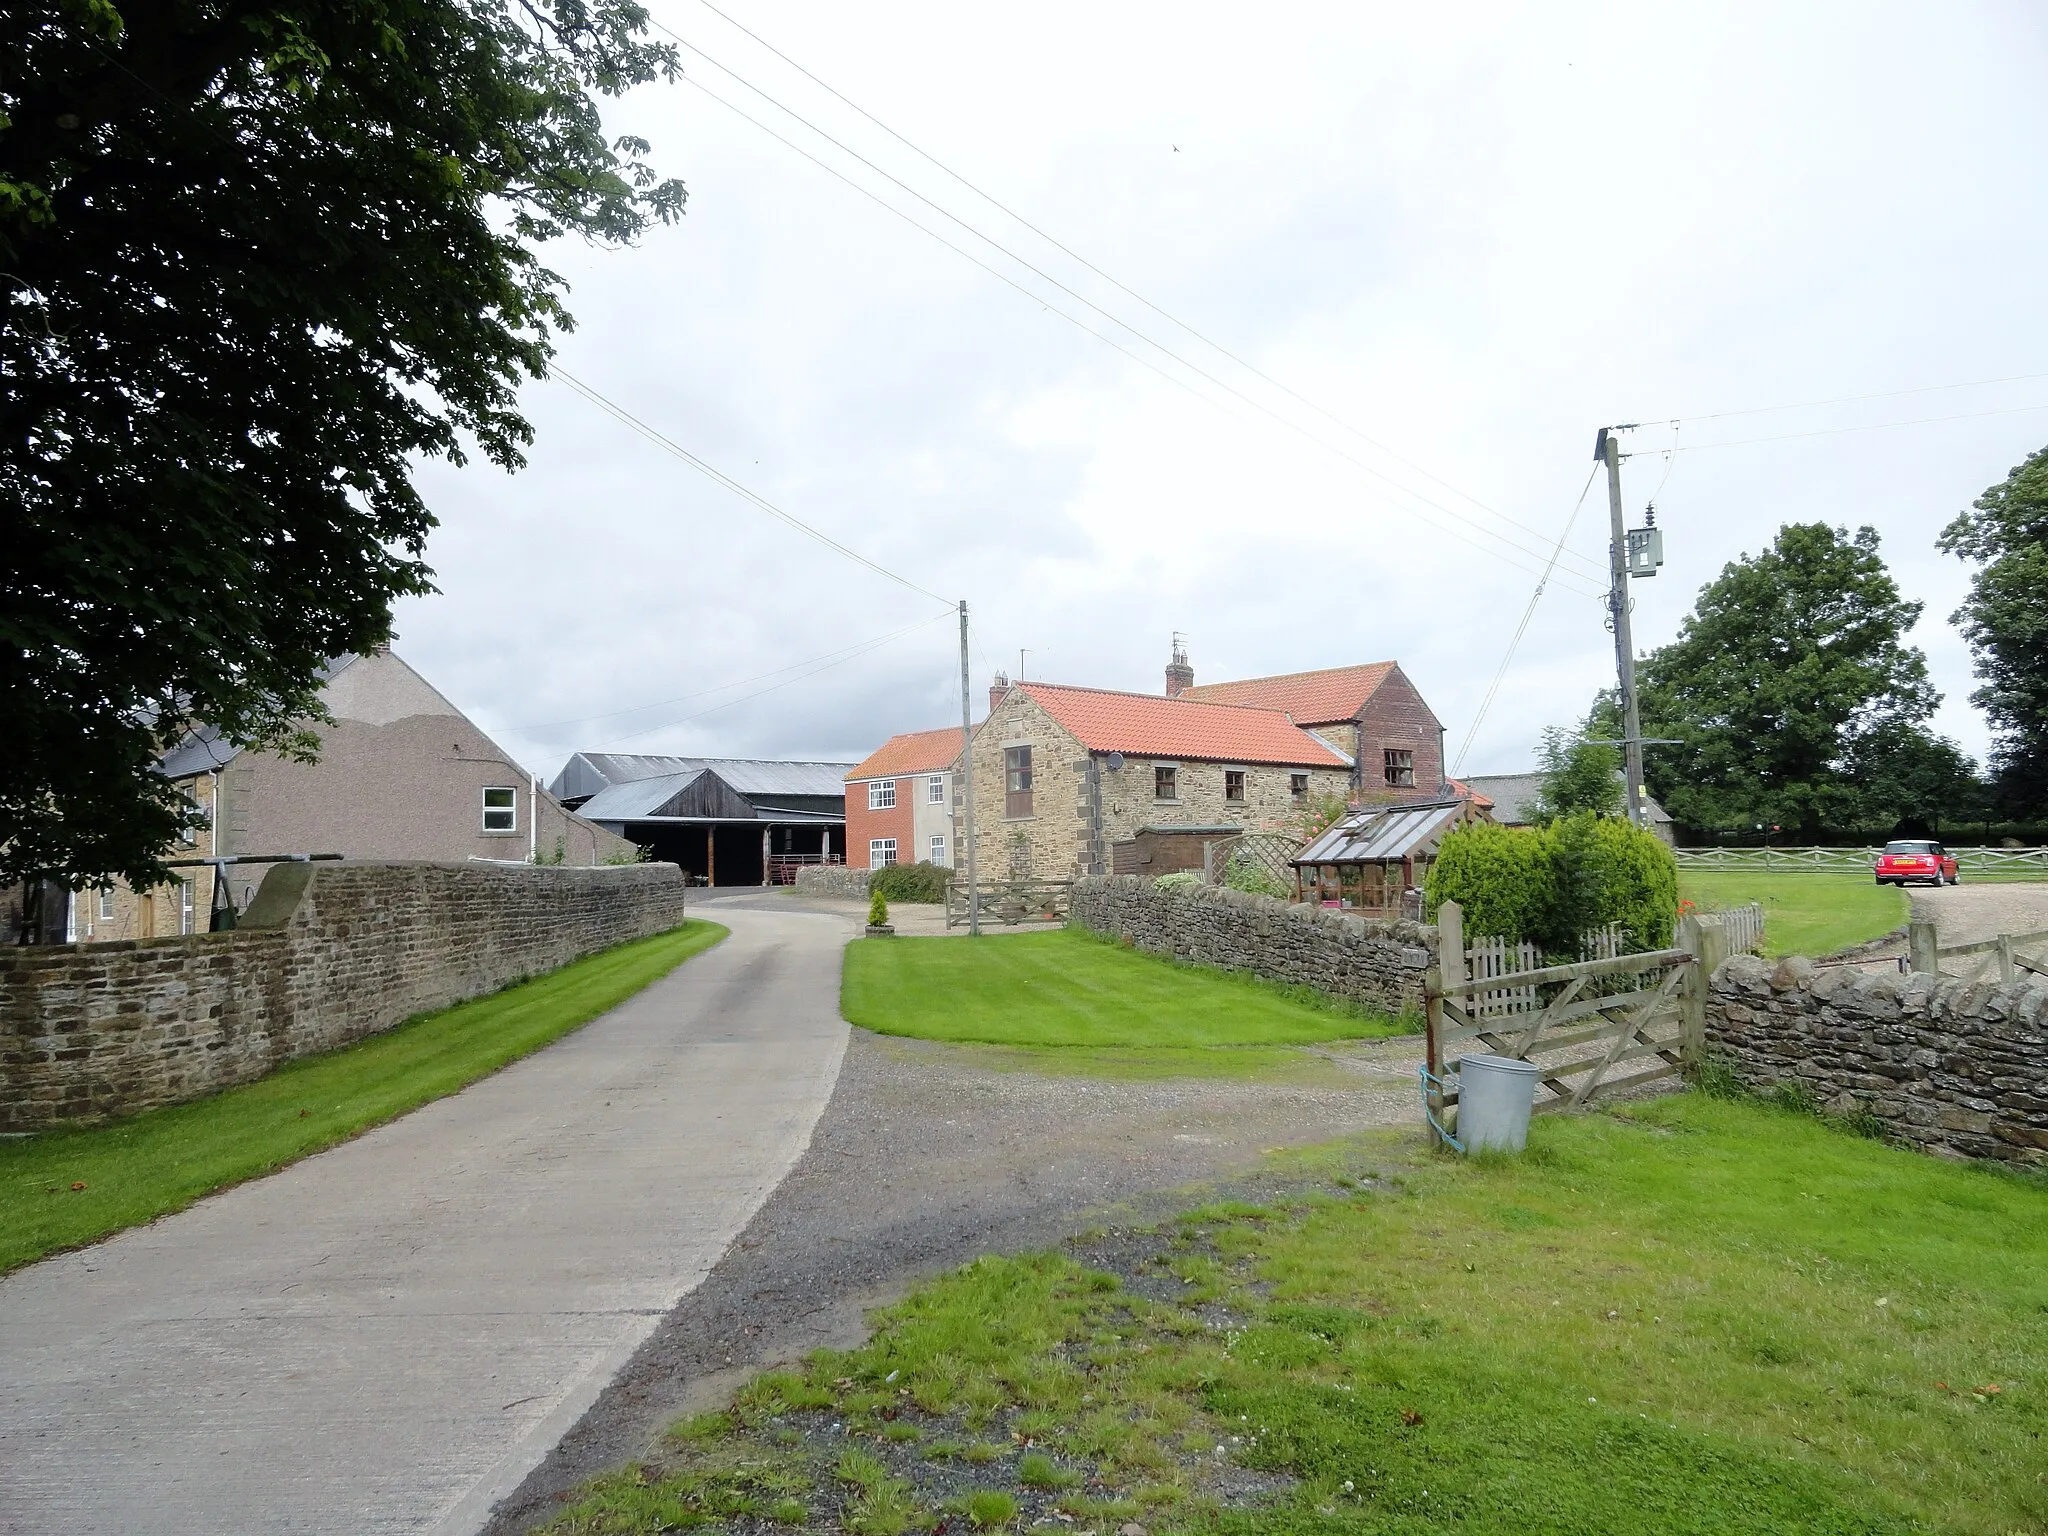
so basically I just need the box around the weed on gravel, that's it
[542,1095,2048,1536]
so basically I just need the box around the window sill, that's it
[1004,814,1037,822]
[480,829,523,838]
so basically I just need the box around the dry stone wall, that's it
[0,861,691,1131]
[1706,953,2048,1164]
[794,866,871,899]
[1071,875,1434,1018]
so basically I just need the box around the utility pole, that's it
[1599,427,1647,828]
[958,599,981,935]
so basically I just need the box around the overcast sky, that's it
[394,1,2048,785]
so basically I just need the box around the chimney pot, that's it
[989,672,1011,714]
[1164,635,1194,697]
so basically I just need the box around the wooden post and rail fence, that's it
[1423,900,1734,1147]
[1906,919,2048,983]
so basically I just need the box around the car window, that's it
[1883,840,1936,854]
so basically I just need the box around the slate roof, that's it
[550,752,854,804]
[1015,683,1351,768]
[1181,662,1398,725]
[1461,771,1674,827]
[846,727,966,782]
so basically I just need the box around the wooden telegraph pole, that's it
[1599,427,1648,828]
[958,599,981,936]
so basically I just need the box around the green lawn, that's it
[1680,870,1908,958]
[545,1095,2048,1536]
[0,919,726,1274]
[841,928,1412,1049]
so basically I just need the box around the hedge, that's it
[1425,812,1676,955]
[869,860,951,904]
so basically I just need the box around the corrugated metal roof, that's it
[1017,683,1352,768]
[550,752,854,801]
[1294,799,1468,865]
[572,771,704,821]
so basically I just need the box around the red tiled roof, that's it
[1182,662,1397,724]
[1016,682,1351,768]
[846,726,965,782]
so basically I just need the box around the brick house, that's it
[960,680,1354,881]
[845,727,965,870]
[61,647,630,943]
[1180,651,1448,803]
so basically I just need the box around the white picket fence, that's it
[1462,906,1760,1022]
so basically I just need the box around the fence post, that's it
[1439,900,1465,990]
[1998,932,2016,984]
[1424,901,1462,1150]
[1908,919,1939,975]
[1679,912,1728,1073]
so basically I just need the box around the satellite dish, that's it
[1105,753,1126,771]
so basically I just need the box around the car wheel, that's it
[1948,872,1960,885]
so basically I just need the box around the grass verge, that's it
[842,927,1412,1049]
[545,1093,2048,1536]
[865,1036,1381,1087]
[1679,870,1907,957]
[0,919,727,1274]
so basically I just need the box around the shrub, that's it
[1153,871,1204,893]
[1426,813,1677,954]
[870,860,950,904]
[868,889,890,928]
[1222,851,1290,898]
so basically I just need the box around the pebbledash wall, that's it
[1705,954,2048,1165]
[0,861,691,1132]
[1071,876,1435,1017]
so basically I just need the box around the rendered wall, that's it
[0,861,690,1131]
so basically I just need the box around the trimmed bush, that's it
[1153,871,1204,893]
[869,860,950,904]
[1426,813,1676,954]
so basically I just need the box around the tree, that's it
[1635,524,1933,835]
[1527,724,1622,824]
[1836,728,1986,833]
[1937,445,2048,818]
[2,0,683,891]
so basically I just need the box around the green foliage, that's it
[1528,725,1622,823]
[1,0,684,889]
[0,921,725,1273]
[1220,852,1290,898]
[1939,443,2048,817]
[599,841,654,866]
[1423,821,1555,942]
[867,888,890,928]
[1151,871,1204,893]
[1294,789,1351,841]
[869,860,949,904]
[1634,523,1938,835]
[961,1489,1018,1528]
[1427,814,1676,952]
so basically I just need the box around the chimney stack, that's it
[989,671,1011,714]
[1164,634,1194,697]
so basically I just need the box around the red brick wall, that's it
[1356,667,1446,802]
[846,778,914,868]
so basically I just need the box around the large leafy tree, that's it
[2,0,682,891]
[1938,445,2048,817]
[1528,722,1622,825]
[1635,523,1934,835]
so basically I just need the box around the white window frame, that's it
[98,888,114,921]
[868,780,896,810]
[927,774,946,804]
[930,835,947,866]
[870,838,899,867]
[179,880,195,935]
[482,785,519,833]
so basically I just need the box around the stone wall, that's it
[1705,953,2048,1164]
[0,861,691,1131]
[1070,875,1434,1018]
[794,865,871,899]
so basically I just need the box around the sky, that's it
[394,0,2048,786]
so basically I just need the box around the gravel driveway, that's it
[1910,880,2048,947]
[481,891,1424,1534]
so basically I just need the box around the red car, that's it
[1874,839,1959,887]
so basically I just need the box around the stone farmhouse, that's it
[60,647,629,944]
[844,727,966,871]
[962,674,1357,882]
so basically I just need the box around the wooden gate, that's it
[945,879,1073,928]
[1424,902,1721,1142]
[1908,919,2048,982]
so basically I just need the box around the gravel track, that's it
[481,896,1423,1533]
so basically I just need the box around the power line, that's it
[546,363,953,605]
[691,0,1575,555]
[667,34,1606,591]
[509,614,957,732]
[589,609,956,747]
[1653,400,2048,454]
[1450,465,1602,776]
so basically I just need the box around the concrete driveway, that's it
[0,901,852,1535]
